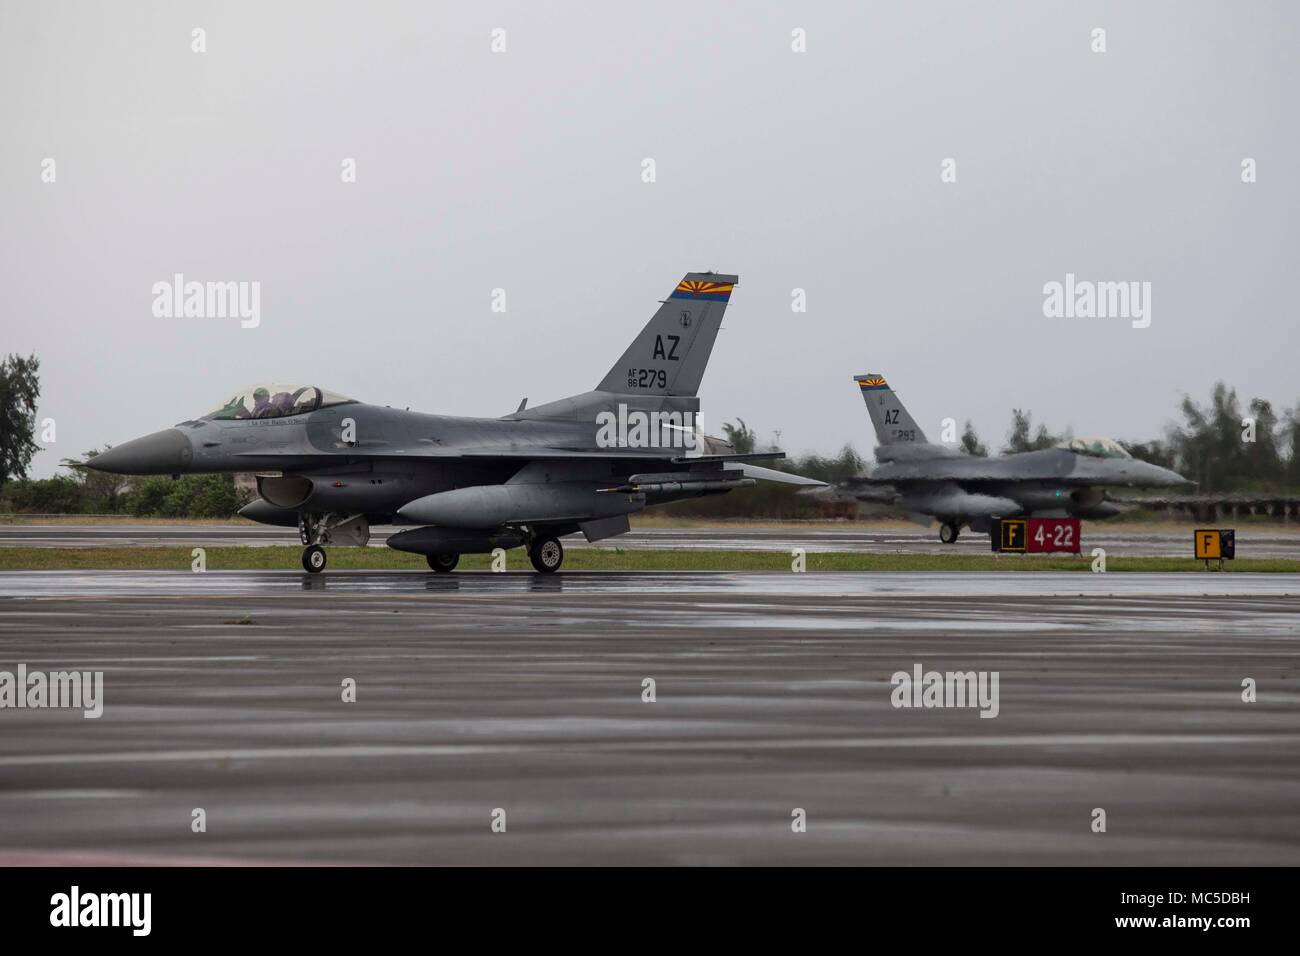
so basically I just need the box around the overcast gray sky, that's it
[4,0,1298,478]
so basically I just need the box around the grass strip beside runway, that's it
[0,546,1298,572]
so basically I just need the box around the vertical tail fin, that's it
[854,374,928,445]
[596,272,737,397]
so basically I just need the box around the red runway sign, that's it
[993,517,1081,554]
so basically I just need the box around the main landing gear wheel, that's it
[939,522,961,544]
[529,536,564,573]
[426,552,460,573]
[302,545,327,573]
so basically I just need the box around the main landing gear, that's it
[426,553,460,573]
[528,535,564,573]
[422,533,562,574]
[302,545,327,572]
[939,521,961,544]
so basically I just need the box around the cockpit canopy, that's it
[201,384,356,421]
[1057,436,1132,459]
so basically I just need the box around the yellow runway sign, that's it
[1194,529,1235,563]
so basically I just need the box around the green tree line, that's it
[0,466,247,518]
[994,383,1300,493]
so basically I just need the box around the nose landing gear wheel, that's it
[939,522,961,544]
[302,545,327,572]
[528,536,563,573]
[426,552,460,573]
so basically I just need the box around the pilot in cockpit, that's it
[251,387,274,418]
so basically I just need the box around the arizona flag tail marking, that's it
[670,279,734,302]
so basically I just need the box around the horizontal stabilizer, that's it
[837,474,890,488]
[732,462,827,487]
[849,486,900,505]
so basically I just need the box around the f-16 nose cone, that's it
[86,428,193,475]
[1141,461,1192,488]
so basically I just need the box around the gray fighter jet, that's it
[840,373,1190,543]
[88,273,821,572]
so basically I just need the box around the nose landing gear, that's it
[298,512,369,574]
[939,521,962,544]
[302,545,327,572]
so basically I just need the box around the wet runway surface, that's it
[2,569,1300,599]
[7,521,1300,557]
[1,571,1298,864]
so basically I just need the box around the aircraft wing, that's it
[731,462,827,487]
